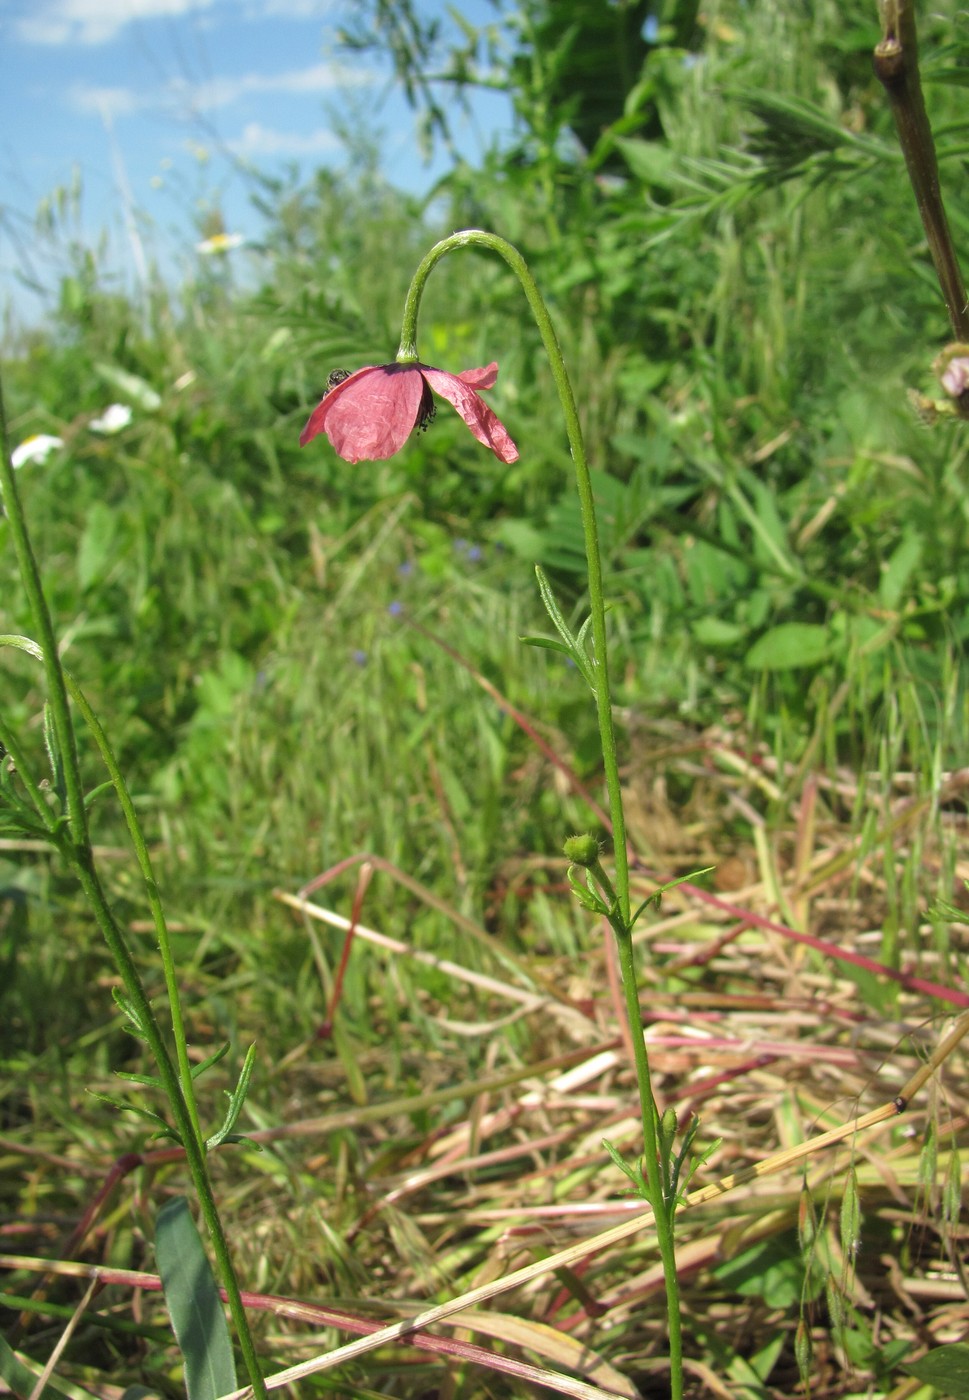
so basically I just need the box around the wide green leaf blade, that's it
[155,1197,237,1400]
[906,1343,969,1396]
[745,623,831,671]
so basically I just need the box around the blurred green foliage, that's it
[2,0,968,1042]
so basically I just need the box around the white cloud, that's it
[170,61,373,112]
[68,84,145,117]
[17,0,216,46]
[17,0,340,46]
[228,122,341,157]
[67,61,373,119]
[242,0,336,14]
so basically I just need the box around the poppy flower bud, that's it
[563,833,600,867]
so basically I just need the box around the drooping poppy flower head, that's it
[300,361,518,464]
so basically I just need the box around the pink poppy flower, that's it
[299,361,519,464]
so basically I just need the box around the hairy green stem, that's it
[399,231,683,1397]
[65,671,203,1142]
[0,384,266,1400]
[612,920,684,1385]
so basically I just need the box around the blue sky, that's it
[0,0,513,323]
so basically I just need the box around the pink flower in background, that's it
[299,361,519,464]
[941,356,969,398]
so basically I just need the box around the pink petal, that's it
[942,356,969,398]
[300,365,425,461]
[455,363,499,390]
[422,366,519,463]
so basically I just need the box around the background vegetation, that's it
[3,0,969,1395]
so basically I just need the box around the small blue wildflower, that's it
[642,13,659,43]
[467,544,483,563]
[352,649,368,666]
[388,600,403,617]
[397,560,414,577]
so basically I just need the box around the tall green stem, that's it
[400,231,629,921]
[0,381,267,1400]
[399,231,682,1397]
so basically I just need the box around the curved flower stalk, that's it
[300,229,686,1399]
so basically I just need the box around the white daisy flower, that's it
[89,403,133,434]
[196,232,245,256]
[11,434,65,469]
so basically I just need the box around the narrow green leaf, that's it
[520,634,576,658]
[191,1041,231,1081]
[567,865,608,914]
[534,563,579,649]
[602,1137,647,1197]
[206,1044,259,1150]
[155,1197,237,1400]
[83,780,114,810]
[86,1091,173,1132]
[630,866,715,927]
[528,566,596,687]
[115,1071,166,1089]
[0,634,44,659]
[112,986,151,1040]
[43,702,66,806]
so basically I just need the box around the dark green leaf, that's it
[156,1197,237,1400]
[714,1235,815,1308]
[906,1343,969,1396]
